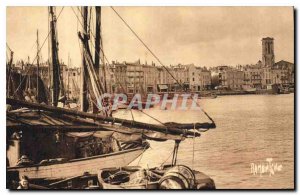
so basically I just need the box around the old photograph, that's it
[6,6,294,190]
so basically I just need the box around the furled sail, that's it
[7,98,205,142]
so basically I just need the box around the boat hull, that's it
[98,165,215,189]
[7,147,145,180]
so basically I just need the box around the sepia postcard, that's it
[6,6,294,190]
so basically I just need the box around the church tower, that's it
[262,37,275,67]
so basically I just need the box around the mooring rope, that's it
[192,123,196,170]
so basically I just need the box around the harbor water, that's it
[125,94,294,189]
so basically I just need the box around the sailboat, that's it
[6,6,149,185]
[6,96,208,187]
[6,6,216,189]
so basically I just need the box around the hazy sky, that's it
[6,6,294,67]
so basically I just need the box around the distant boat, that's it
[244,88,256,93]
[198,92,217,99]
[278,87,290,94]
[199,95,217,99]
[242,85,257,94]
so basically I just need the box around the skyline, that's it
[6,6,294,68]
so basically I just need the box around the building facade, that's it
[187,64,211,91]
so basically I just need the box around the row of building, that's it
[107,58,294,94]
[210,60,294,91]
[106,37,294,94]
[12,37,294,99]
[109,60,212,94]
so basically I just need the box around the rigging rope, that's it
[71,7,167,126]
[130,109,135,122]
[140,110,166,127]
[160,149,174,167]
[12,7,65,97]
[6,43,14,64]
[110,6,215,125]
[6,43,13,53]
[137,144,149,166]
[74,7,133,122]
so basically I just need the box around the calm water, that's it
[117,94,294,189]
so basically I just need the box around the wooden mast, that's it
[95,7,108,93]
[36,29,40,103]
[49,7,60,107]
[6,45,13,98]
[94,6,101,76]
[67,53,70,100]
[80,6,89,112]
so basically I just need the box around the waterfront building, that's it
[273,60,294,86]
[241,63,263,89]
[210,66,243,90]
[239,38,294,90]
[222,70,244,90]
[112,60,158,94]
[172,64,189,91]
[187,64,211,91]
[112,61,127,93]
[122,60,144,94]
[142,62,158,93]
[198,68,211,90]
[12,38,294,95]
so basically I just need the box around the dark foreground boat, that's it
[98,165,215,189]
[6,6,217,190]
[6,102,149,182]
[7,98,213,189]
[8,165,215,189]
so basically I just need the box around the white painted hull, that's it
[7,147,145,180]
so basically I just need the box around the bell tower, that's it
[262,37,275,67]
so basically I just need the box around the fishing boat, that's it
[242,85,257,94]
[6,99,215,189]
[98,165,215,189]
[6,99,149,181]
[6,97,211,189]
[6,6,217,190]
[6,6,150,186]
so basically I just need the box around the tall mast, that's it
[6,45,13,97]
[95,6,107,93]
[49,6,60,107]
[80,6,89,112]
[94,6,101,76]
[67,53,70,100]
[36,29,40,103]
